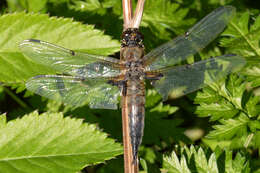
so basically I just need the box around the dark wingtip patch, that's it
[31,75,48,79]
[27,39,41,43]
[71,50,75,56]
[225,54,236,57]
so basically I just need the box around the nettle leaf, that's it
[0,111,122,173]
[0,52,55,83]
[0,12,120,83]
[162,145,250,173]
[220,11,260,58]
[69,0,118,13]
[7,0,48,12]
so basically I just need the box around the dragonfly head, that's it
[121,28,144,48]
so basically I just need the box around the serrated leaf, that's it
[142,0,195,35]
[194,73,260,147]
[0,12,120,83]
[208,154,218,173]
[194,87,222,104]
[195,148,209,172]
[150,102,179,115]
[0,13,119,53]
[195,102,238,121]
[206,113,249,139]
[162,151,190,173]
[162,146,250,173]
[220,12,260,58]
[225,75,245,109]
[224,150,251,173]
[0,111,122,173]
[243,64,260,88]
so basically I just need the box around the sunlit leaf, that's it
[0,111,122,173]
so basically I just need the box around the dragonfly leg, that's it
[144,72,163,80]
[107,80,127,96]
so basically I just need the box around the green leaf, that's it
[220,12,260,58]
[162,151,191,173]
[143,103,185,145]
[194,87,222,104]
[206,113,249,140]
[0,52,55,83]
[0,111,122,173]
[69,0,119,14]
[6,0,48,12]
[140,0,195,50]
[195,101,238,121]
[162,145,251,173]
[195,75,247,121]
[0,12,120,83]
[145,89,162,108]
[0,113,6,128]
[142,1,195,35]
[140,158,148,172]
[70,0,101,12]
[243,64,260,90]
[225,150,251,173]
[194,72,260,148]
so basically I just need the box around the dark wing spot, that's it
[28,39,41,43]
[225,54,236,57]
[71,50,75,56]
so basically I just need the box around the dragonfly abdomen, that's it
[124,80,145,162]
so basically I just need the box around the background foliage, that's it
[0,0,259,172]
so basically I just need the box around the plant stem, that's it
[122,0,133,29]
[122,96,139,173]
[3,87,29,109]
[132,0,145,28]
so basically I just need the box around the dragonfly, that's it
[20,5,245,167]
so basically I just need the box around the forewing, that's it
[20,39,121,77]
[26,75,120,109]
[151,55,245,100]
[144,6,235,71]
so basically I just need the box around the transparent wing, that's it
[151,54,245,100]
[20,39,121,77]
[144,6,235,71]
[26,75,120,109]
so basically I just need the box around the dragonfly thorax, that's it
[120,47,145,81]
